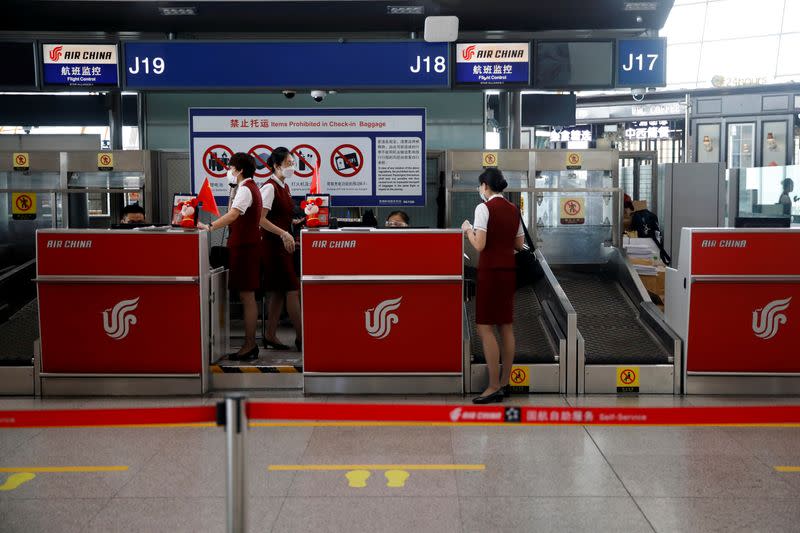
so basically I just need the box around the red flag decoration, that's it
[310,163,321,195]
[196,178,220,216]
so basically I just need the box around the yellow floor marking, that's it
[345,470,370,488]
[385,470,410,488]
[0,466,129,473]
[269,464,485,471]
[0,473,36,491]
[774,466,800,472]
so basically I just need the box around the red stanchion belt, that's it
[0,406,217,428]
[246,402,800,426]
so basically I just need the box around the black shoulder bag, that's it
[515,215,538,288]
[209,185,235,269]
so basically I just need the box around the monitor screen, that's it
[734,216,791,228]
[521,93,577,127]
[0,42,37,88]
[535,41,614,89]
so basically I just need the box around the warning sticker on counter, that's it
[12,192,37,220]
[509,366,530,393]
[616,367,640,393]
[376,137,423,197]
[560,198,585,225]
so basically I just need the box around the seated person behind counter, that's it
[385,210,410,228]
[121,203,146,224]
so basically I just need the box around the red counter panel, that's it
[690,231,800,277]
[302,231,463,276]
[303,281,463,373]
[39,283,202,374]
[687,282,800,373]
[37,231,200,277]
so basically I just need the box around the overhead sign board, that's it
[42,44,118,87]
[124,42,449,90]
[0,42,37,89]
[455,43,529,85]
[190,108,426,207]
[616,38,667,88]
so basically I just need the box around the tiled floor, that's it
[1,394,800,532]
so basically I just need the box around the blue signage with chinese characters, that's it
[42,44,119,87]
[616,38,667,88]
[455,43,529,85]
[124,42,449,90]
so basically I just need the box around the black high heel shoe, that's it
[229,345,259,361]
[263,338,291,350]
[472,389,504,404]
[502,385,511,398]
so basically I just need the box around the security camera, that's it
[310,90,326,103]
[282,90,296,99]
[22,125,32,134]
[631,88,646,102]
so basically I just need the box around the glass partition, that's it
[738,165,800,223]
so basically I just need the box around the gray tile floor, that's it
[1,394,800,532]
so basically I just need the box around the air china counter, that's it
[301,229,464,394]
[35,229,227,396]
[666,228,800,395]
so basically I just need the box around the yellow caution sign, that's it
[482,152,498,167]
[616,366,640,393]
[12,152,29,171]
[566,151,582,169]
[559,197,585,225]
[97,152,114,170]
[509,365,530,393]
[12,192,37,220]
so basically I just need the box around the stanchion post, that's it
[219,394,247,533]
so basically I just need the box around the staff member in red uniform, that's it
[260,147,303,352]
[200,153,262,361]
[462,168,525,404]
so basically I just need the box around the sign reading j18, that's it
[616,38,667,88]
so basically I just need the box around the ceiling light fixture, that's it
[387,6,424,15]
[158,7,197,16]
[624,2,658,11]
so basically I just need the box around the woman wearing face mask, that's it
[200,152,262,360]
[461,168,525,404]
[259,147,303,351]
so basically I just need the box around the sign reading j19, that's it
[616,38,667,88]
[124,42,449,89]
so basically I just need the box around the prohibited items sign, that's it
[203,144,234,178]
[616,366,640,393]
[249,144,274,178]
[291,144,321,178]
[331,144,364,178]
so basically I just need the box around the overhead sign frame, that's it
[40,42,119,88]
[453,42,531,87]
[615,37,667,88]
[0,42,38,90]
[122,41,450,90]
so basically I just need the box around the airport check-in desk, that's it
[34,229,227,396]
[666,228,800,395]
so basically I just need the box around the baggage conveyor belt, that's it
[466,286,558,364]
[554,271,670,365]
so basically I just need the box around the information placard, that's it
[455,43,529,85]
[616,38,667,88]
[190,108,426,207]
[124,42,449,90]
[42,44,118,87]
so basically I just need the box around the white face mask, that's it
[281,165,296,180]
[478,185,488,202]
[226,169,239,185]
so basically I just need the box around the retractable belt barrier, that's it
[2,399,800,533]
[2,402,800,429]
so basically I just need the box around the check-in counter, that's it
[301,229,463,394]
[666,228,800,394]
[35,229,227,395]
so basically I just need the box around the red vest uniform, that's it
[227,179,262,291]
[261,179,300,292]
[476,197,519,325]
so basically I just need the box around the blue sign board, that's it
[42,44,119,87]
[455,43,530,85]
[124,42,449,90]
[616,38,667,88]
[190,108,426,207]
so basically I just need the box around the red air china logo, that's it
[49,46,64,62]
[752,297,791,340]
[462,45,477,61]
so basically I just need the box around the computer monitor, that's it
[734,216,791,228]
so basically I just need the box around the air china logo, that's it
[365,297,402,339]
[462,45,477,61]
[103,297,140,340]
[49,46,64,62]
[752,297,791,340]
